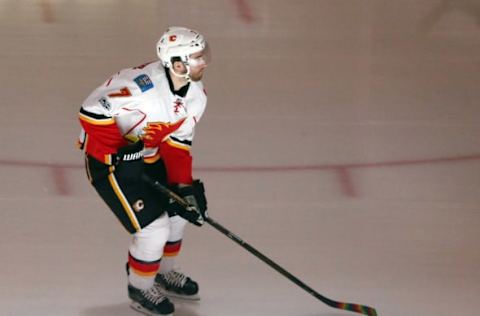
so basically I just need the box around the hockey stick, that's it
[142,174,378,316]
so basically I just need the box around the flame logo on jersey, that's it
[173,99,184,114]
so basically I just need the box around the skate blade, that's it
[130,301,174,316]
[164,290,200,301]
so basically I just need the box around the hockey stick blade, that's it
[142,174,378,316]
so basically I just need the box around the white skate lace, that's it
[162,271,187,288]
[142,286,167,304]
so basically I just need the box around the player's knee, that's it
[130,214,170,261]
[168,215,188,241]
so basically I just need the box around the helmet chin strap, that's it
[170,63,191,82]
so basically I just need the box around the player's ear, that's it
[172,60,186,73]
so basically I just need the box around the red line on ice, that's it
[39,0,55,23]
[51,166,70,196]
[1,154,480,172]
[1,153,479,196]
[234,0,255,23]
[336,167,357,198]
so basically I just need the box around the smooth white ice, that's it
[1,1,479,316]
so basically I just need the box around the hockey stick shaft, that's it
[205,217,377,316]
[142,175,377,316]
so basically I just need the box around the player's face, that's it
[188,46,210,81]
[189,63,207,81]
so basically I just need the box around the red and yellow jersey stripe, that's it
[78,107,127,164]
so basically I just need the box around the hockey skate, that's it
[155,271,200,300]
[128,284,175,316]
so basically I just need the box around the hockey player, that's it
[77,26,211,315]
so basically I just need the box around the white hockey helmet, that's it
[156,26,210,78]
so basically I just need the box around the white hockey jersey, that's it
[78,61,207,183]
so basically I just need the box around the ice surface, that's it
[1,1,479,316]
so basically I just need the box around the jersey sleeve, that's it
[78,107,127,164]
[78,70,146,163]
[158,141,193,185]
